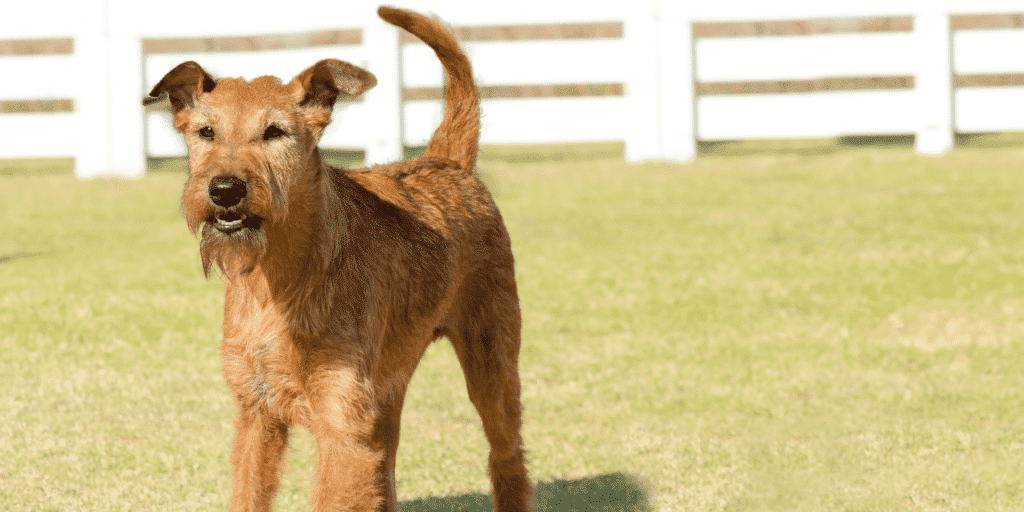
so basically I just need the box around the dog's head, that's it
[147,60,376,277]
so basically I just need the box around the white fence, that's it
[3,0,1024,177]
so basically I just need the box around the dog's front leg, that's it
[306,366,384,512]
[228,406,290,512]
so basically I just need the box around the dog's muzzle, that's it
[208,176,261,233]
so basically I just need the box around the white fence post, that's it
[361,21,403,166]
[102,34,145,178]
[624,1,660,162]
[107,33,146,178]
[656,1,696,162]
[915,11,954,155]
[74,1,146,178]
[624,0,695,163]
[73,31,110,178]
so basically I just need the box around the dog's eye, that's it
[263,125,286,141]
[198,126,214,140]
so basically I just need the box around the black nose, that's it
[209,176,247,208]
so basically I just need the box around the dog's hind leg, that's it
[446,269,533,512]
[370,388,409,512]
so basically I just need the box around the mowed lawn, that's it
[3,138,1024,511]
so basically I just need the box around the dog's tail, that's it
[378,6,479,172]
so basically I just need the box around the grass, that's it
[3,136,1024,511]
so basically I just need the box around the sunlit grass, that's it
[3,139,1024,510]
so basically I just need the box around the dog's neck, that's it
[232,150,349,336]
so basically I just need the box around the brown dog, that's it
[148,7,531,512]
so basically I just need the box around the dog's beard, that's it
[199,222,267,278]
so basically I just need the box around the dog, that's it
[148,7,531,512]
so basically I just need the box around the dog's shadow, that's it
[399,472,650,512]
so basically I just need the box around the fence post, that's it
[74,1,146,178]
[361,21,403,166]
[73,30,109,178]
[624,1,660,162]
[624,0,696,163]
[656,1,696,162]
[914,11,954,155]
[107,32,146,177]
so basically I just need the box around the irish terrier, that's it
[148,7,531,512]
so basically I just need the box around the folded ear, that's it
[147,61,216,112]
[291,59,377,110]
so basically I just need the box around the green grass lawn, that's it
[3,138,1024,511]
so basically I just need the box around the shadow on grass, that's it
[698,134,914,157]
[0,251,45,264]
[399,473,649,512]
[399,143,625,164]
[698,131,1024,158]
[0,157,74,174]
[698,138,841,157]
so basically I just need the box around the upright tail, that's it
[378,6,480,172]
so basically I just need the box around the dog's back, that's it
[340,7,498,257]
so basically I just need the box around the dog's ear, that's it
[291,59,377,110]
[148,61,217,113]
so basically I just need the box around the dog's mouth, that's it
[210,211,263,234]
